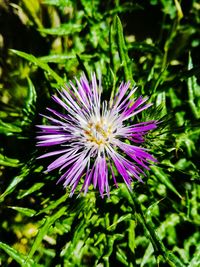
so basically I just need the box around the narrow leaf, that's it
[36,193,68,215]
[0,119,22,135]
[0,166,29,202]
[17,182,44,199]
[0,241,40,267]
[10,49,65,85]
[27,206,66,259]
[21,0,43,28]
[39,53,95,63]
[151,166,182,198]
[0,154,21,167]
[114,16,134,85]
[39,24,84,36]
[187,53,200,119]
[8,206,36,217]
[24,78,37,115]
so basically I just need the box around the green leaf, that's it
[107,213,131,229]
[151,166,182,198]
[116,247,128,266]
[188,241,200,267]
[39,53,76,63]
[0,241,41,267]
[109,20,118,76]
[36,193,68,215]
[8,206,36,217]
[0,166,29,202]
[190,184,200,224]
[103,234,124,264]
[0,154,21,167]
[21,78,37,126]
[141,243,154,267]
[42,0,70,7]
[17,182,44,199]
[80,0,100,18]
[21,0,43,28]
[10,49,65,85]
[167,253,186,267]
[168,88,181,108]
[76,54,90,80]
[72,219,88,246]
[114,15,134,85]
[187,53,200,119]
[39,23,84,36]
[0,119,22,136]
[129,42,162,55]
[128,220,136,254]
[39,53,95,63]
[27,206,67,259]
[24,78,37,115]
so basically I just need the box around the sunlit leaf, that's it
[0,154,21,167]
[39,24,84,36]
[8,206,36,217]
[27,206,66,259]
[10,49,65,85]
[0,241,41,267]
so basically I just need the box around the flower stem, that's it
[122,186,186,266]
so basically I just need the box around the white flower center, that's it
[83,117,114,146]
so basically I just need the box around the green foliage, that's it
[11,49,65,85]
[0,0,200,266]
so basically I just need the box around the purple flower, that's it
[36,73,157,197]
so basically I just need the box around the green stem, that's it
[122,187,186,267]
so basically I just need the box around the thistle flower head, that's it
[36,73,157,197]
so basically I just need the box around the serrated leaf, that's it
[151,166,182,198]
[39,53,95,63]
[80,0,101,18]
[129,42,162,55]
[107,213,131,229]
[114,15,134,85]
[10,49,65,85]
[0,166,29,202]
[0,241,41,267]
[39,23,84,36]
[27,206,66,259]
[39,54,76,63]
[36,193,68,215]
[187,53,200,119]
[42,0,70,7]
[17,182,44,199]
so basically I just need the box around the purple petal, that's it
[113,82,130,109]
[37,149,69,159]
